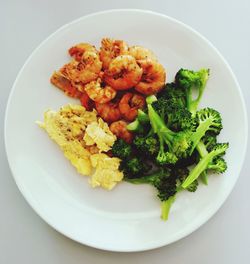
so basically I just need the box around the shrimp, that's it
[135,59,166,95]
[119,92,145,121]
[50,71,83,98]
[129,46,157,62]
[69,43,97,61]
[84,78,116,104]
[95,101,121,123]
[104,55,143,90]
[61,51,102,84]
[109,120,134,144]
[99,38,129,69]
[80,92,95,111]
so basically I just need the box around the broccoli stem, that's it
[126,118,143,132]
[182,144,228,188]
[200,171,208,185]
[161,196,176,221]
[148,104,175,141]
[196,141,208,157]
[137,109,149,123]
[187,70,209,116]
[196,141,209,185]
[146,95,158,104]
[182,153,213,188]
[190,119,213,153]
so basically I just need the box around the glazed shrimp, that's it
[69,43,97,61]
[61,51,102,84]
[99,38,129,69]
[135,59,166,95]
[80,92,95,111]
[50,71,83,98]
[129,46,157,62]
[95,101,121,123]
[109,120,134,144]
[119,93,145,121]
[104,55,143,90]
[84,78,117,104]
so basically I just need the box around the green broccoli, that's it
[175,68,209,115]
[189,108,222,154]
[157,82,186,108]
[133,134,159,156]
[127,166,197,220]
[182,143,229,189]
[126,167,178,220]
[207,157,227,173]
[147,96,193,164]
[126,109,150,132]
[111,139,132,159]
[120,157,152,179]
[152,97,194,131]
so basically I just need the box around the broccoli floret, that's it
[189,108,222,154]
[175,68,209,115]
[195,133,218,185]
[152,97,194,131]
[157,82,186,108]
[207,157,227,173]
[126,167,178,220]
[186,180,198,192]
[133,134,159,156]
[147,97,193,164]
[182,143,229,189]
[202,132,218,151]
[112,139,132,159]
[120,157,151,179]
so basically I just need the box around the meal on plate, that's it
[38,38,229,220]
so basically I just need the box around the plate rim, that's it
[4,9,249,252]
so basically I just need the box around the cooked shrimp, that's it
[119,93,145,121]
[95,101,121,123]
[61,51,102,84]
[99,38,128,69]
[84,78,116,104]
[135,59,166,95]
[50,71,83,98]
[129,46,157,62]
[80,92,95,111]
[104,55,143,90]
[69,43,97,61]
[109,120,133,144]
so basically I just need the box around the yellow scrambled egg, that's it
[89,153,123,190]
[38,104,123,190]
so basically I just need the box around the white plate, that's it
[5,10,248,252]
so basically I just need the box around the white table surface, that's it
[1,0,250,263]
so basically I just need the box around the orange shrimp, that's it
[50,71,83,98]
[80,92,95,111]
[129,46,157,62]
[61,51,102,84]
[109,120,134,144]
[69,43,97,61]
[135,59,166,95]
[99,38,129,69]
[118,92,145,121]
[95,101,121,123]
[104,55,143,90]
[84,78,116,104]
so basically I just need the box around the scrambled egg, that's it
[84,118,116,152]
[38,104,123,189]
[89,153,123,190]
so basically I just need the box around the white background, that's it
[1,0,250,263]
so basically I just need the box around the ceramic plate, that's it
[5,10,248,252]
